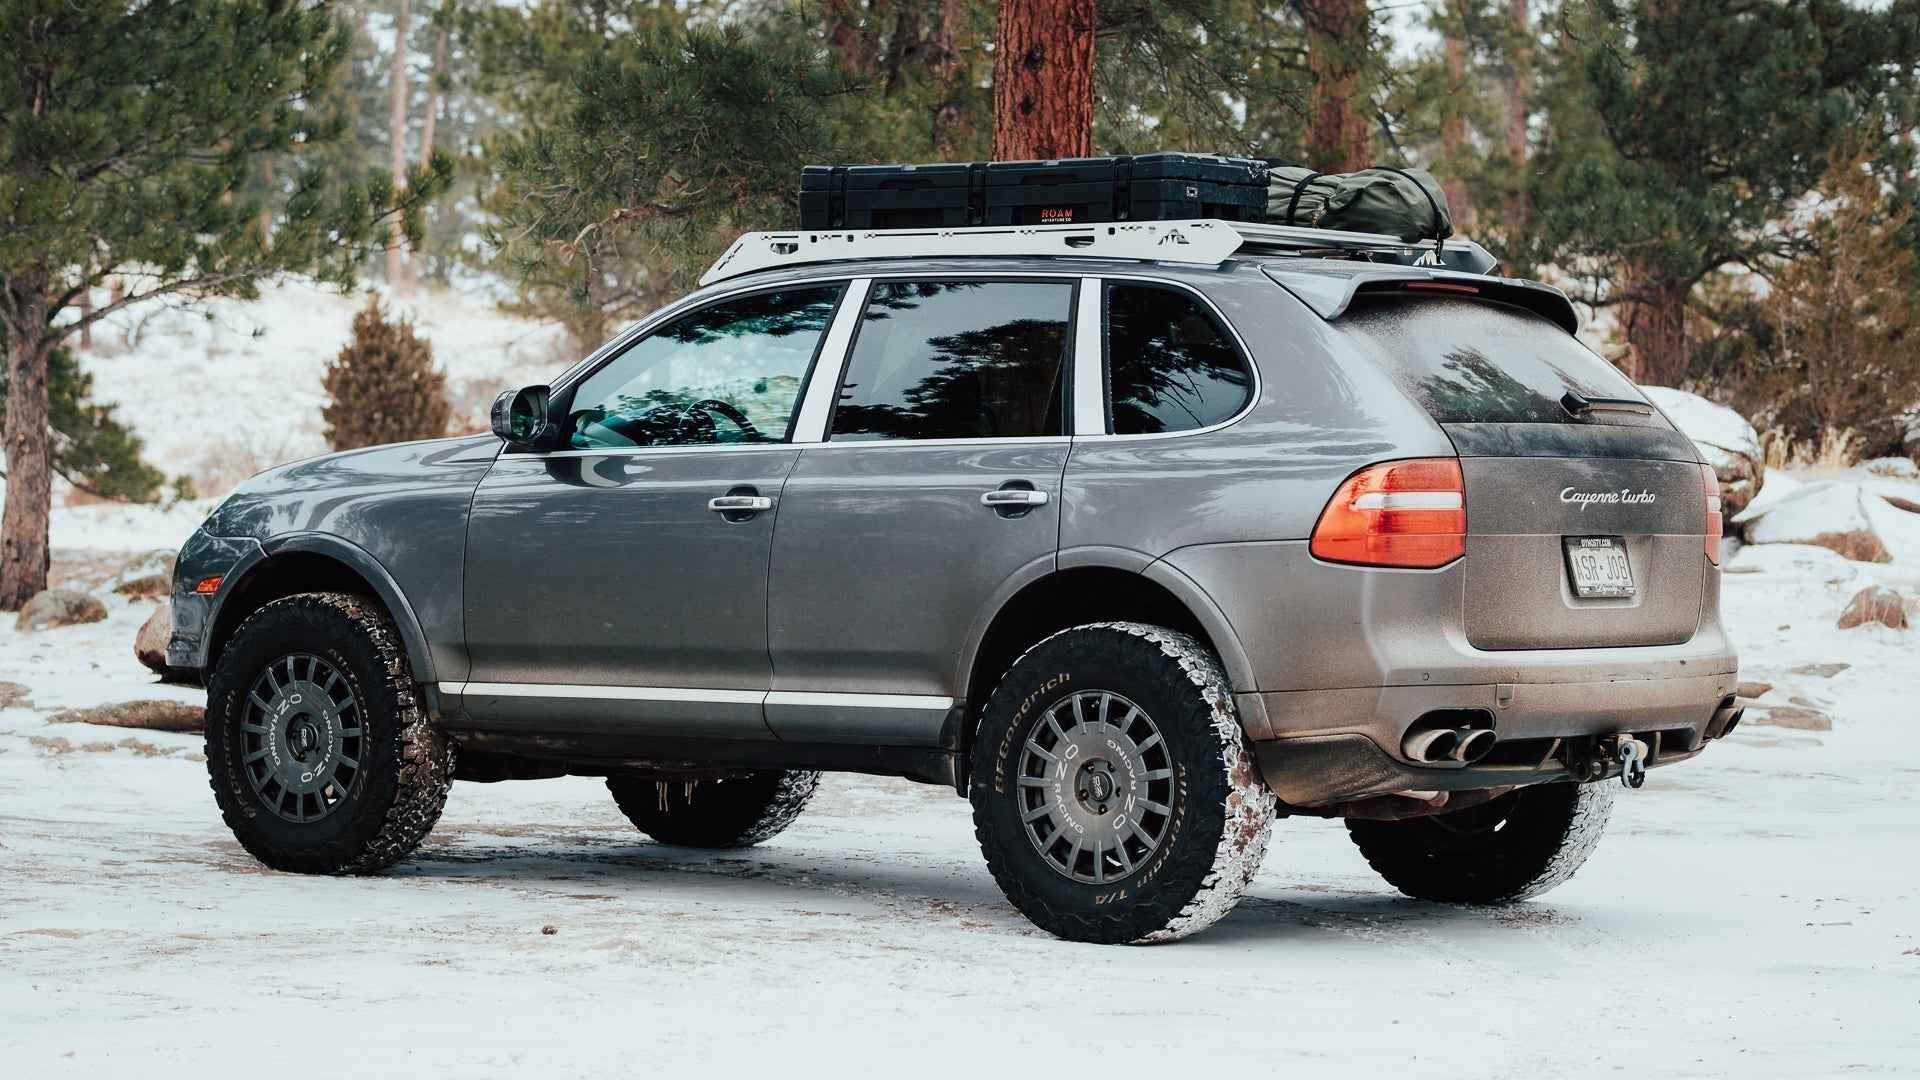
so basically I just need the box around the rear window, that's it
[1340,294,1664,427]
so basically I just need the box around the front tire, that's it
[607,771,820,849]
[205,593,453,875]
[1346,780,1612,904]
[969,622,1275,944]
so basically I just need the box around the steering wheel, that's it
[691,399,764,442]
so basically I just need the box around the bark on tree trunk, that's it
[1440,23,1476,235]
[409,17,446,292]
[1,273,53,610]
[387,0,411,293]
[933,0,965,157]
[1619,269,1691,386]
[824,0,878,73]
[991,0,1095,161]
[1298,0,1371,172]
[1504,0,1531,235]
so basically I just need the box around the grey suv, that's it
[171,220,1740,943]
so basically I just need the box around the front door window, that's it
[566,285,844,449]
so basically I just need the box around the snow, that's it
[1642,385,1763,472]
[1743,479,1880,547]
[5,282,1920,1076]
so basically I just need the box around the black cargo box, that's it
[800,154,1269,230]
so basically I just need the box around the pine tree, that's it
[0,342,165,503]
[1525,0,1920,386]
[991,0,1096,160]
[0,0,454,608]
[321,300,450,451]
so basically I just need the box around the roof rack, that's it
[699,218,1499,286]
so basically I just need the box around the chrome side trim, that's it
[789,277,870,444]
[448,682,765,705]
[1072,277,1105,436]
[443,682,954,712]
[765,691,954,711]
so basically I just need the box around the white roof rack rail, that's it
[700,218,1497,286]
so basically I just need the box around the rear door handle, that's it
[980,489,1050,508]
[708,495,774,512]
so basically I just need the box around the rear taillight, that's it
[1701,463,1722,565]
[1310,459,1467,569]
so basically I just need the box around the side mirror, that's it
[490,384,558,450]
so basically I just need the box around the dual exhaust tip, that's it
[1402,711,1498,765]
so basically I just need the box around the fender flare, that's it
[952,546,1258,708]
[207,532,441,686]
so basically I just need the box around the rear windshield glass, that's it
[1339,294,1666,427]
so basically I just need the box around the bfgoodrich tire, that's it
[1346,780,1612,904]
[969,622,1275,944]
[607,771,820,849]
[205,593,453,875]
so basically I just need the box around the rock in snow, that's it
[1739,480,1892,563]
[134,603,173,676]
[1641,386,1765,517]
[47,700,204,733]
[1836,586,1908,630]
[14,589,108,632]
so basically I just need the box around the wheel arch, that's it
[952,548,1255,787]
[205,534,438,687]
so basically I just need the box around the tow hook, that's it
[1610,735,1649,789]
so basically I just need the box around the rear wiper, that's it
[1561,390,1654,418]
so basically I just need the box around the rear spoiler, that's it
[1261,264,1580,335]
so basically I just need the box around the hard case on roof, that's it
[799,153,1270,230]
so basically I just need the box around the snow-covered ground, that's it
[4,284,1920,1076]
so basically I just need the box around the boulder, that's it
[1641,387,1765,517]
[108,550,177,592]
[47,700,204,733]
[113,573,170,601]
[135,604,172,675]
[1837,586,1907,630]
[1739,480,1891,563]
[1866,456,1919,480]
[14,589,108,632]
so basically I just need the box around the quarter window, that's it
[565,285,844,449]
[831,280,1074,441]
[1105,284,1252,434]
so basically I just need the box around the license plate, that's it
[1564,536,1635,598]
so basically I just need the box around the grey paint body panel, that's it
[171,251,1738,804]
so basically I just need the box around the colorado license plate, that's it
[1564,536,1635,598]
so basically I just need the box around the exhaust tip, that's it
[1402,727,1462,763]
[1451,727,1497,764]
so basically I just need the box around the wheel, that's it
[1345,780,1613,904]
[969,622,1275,944]
[205,593,453,874]
[606,770,820,848]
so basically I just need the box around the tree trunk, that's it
[824,0,879,73]
[409,16,446,292]
[387,0,411,293]
[1504,0,1531,235]
[1619,268,1691,386]
[1298,0,1371,172]
[1,272,53,610]
[991,0,1095,161]
[260,154,276,247]
[1440,20,1476,235]
[933,0,965,157]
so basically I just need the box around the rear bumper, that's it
[1241,669,1736,807]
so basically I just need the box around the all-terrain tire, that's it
[607,771,820,849]
[206,592,453,874]
[1346,780,1612,904]
[969,622,1275,944]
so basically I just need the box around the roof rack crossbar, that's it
[699,218,1497,286]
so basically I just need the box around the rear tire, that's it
[606,771,819,849]
[1346,780,1612,904]
[205,593,453,875]
[969,622,1275,944]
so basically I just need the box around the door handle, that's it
[708,495,774,513]
[980,489,1050,508]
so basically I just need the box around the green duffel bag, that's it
[1268,164,1453,242]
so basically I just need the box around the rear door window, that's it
[830,280,1074,441]
[1339,294,1666,427]
[1105,283,1252,434]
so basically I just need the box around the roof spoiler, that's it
[1261,264,1580,335]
